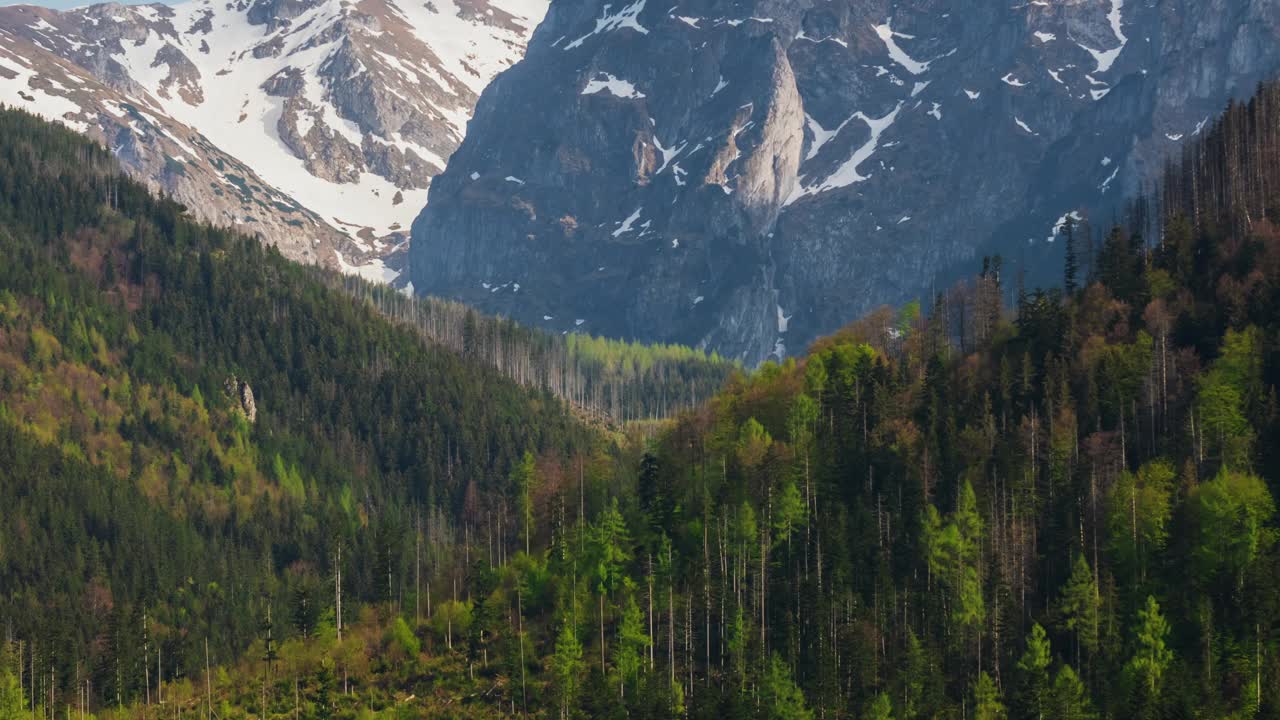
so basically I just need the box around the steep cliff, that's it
[410,0,1280,362]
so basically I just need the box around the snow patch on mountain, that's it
[582,73,645,98]
[1047,211,1083,243]
[565,0,648,50]
[612,206,643,237]
[333,250,400,284]
[788,102,903,204]
[1077,0,1127,73]
[873,21,930,75]
[0,50,88,132]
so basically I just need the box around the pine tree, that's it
[1048,665,1094,720]
[613,585,650,698]
[973,672,1006,720]
[864,692,894,720]
[762,654,813,720]
[1058,555,1099,668]
[1063,217,1079,295]
[1016,623,1051,720]
[1126,596,1172,701]
[900,630,932,720]
[513,450,538,555]
[591,500,633,673]
[551,621,584,720]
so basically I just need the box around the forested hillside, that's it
[4,77,1280,720]
[0,104,612,711]
[327,277,736,424]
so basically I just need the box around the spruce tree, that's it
[1063,217,1079,295]
[1016,623,1051,720]
[1127,596,1172,702]
[973,672,1007,720]
[1049,665,1094,720]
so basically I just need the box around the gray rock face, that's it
[411,0,1280,363]
[0,0,548,276]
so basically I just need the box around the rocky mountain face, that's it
[409,0,1280,363]
[0,0,546,278]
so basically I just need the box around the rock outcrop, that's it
[0,0,548,279]
[411,0,1280,362]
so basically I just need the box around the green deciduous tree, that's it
[430,599,473,650]
[1188,469,1276,589]
[737,417,772,472]
[386,616,420,657]
[1107,461,1175,586]
[0,665,25,720]
[1195,327,1263,468]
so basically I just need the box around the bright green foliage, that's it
[737,417,773,471]
[1058,554,1100,659]
[1048,665,1094,720]
[512,450,538,553]
[0,108,599,700]
[922,480,985,629]
[803,356,828,398]
[762,654,813,720]
[613,587,650,695]
[898,300,922,337]
[0,667,25,720]
[559,332,735,418]
[1127,596,1173,698]
[271,453,306,502]
[590,499,632,597]
[385,616,420,657]
[1107,460,1175,586]
[787,393,819,450]
[5,100,1280,720]
[973,672,1007,720]
[1017,623,1052,720]
[727,604,748,689]
[1188,469,1275,587]
[773,476,806,545]
[430,600,473,649]
[900,629,933,720]
[1196,327,1263,467]
[863,692,894,720]
[551,621,584,716]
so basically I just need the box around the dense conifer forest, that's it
[2,79,1280,720]
[326,276,736,424]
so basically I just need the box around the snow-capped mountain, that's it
[409,0,1280,362]
[0,0,547,277]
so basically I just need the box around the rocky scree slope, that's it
[409,0,1280,363]
[0,0,546,277]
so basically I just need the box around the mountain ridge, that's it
[409,0,1280,363]
[0,0,547,277]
